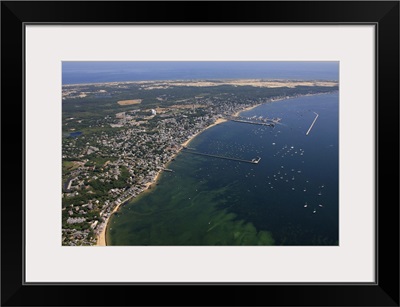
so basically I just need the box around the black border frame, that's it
[1,1,399,306]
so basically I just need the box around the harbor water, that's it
[107,92,339,245]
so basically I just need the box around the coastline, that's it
[96,197,129,246]
[233,104,261,117]
[96,169,164,246]
[94,91,336,246]
[181,118,227,147]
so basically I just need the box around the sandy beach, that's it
[181,118,227,147]
[96,169,164,246]
[144,168,163,189]
[233,104,261,117]
[96,224,107,246]
[96,193,136,246]
[96,203,121,246]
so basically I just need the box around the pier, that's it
[226,115,281,127]
[306,112,319,135]
[182,149,261,164]
[230,119,275,127]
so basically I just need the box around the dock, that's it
[306,112,319,135]
[182,149,261,164]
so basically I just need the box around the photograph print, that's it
[61,61,339,246]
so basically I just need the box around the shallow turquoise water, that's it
[107,93,339,245]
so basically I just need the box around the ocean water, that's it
[107,92,339,245]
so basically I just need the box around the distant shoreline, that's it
[63,78,339,88]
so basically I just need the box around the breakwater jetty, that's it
[306,112,319,135]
